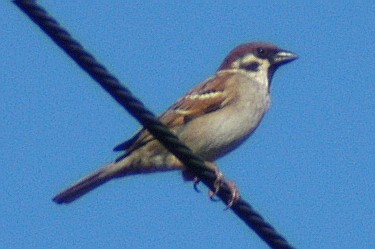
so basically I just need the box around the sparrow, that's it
[53,42,297,204]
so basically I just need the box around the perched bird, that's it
[53,42,298,204]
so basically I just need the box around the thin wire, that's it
[13,1,296,248]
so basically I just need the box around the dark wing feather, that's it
[113,131,143,151]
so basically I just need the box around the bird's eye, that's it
[257,47,266,57]
[242,62,260,71]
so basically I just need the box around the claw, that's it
[208,166,224,201]
[184,162,240,209]
[193,177,201,193]
[182,170,201,192]
[223,180,240,210]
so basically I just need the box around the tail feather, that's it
[53,163,118,204]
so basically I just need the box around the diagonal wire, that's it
[13,1,296,249]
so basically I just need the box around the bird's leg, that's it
[181,162,223,194]
[206,163,224,201]
[182,162,240,208]
[205,162,241,209]
[223,180,240,209]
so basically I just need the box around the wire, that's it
[13,1,296,248]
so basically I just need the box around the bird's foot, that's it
[182,162,240,209]
[182,170,201,192]
[208,166,224,201]
[222,180,240,209]
[207,166,240,209]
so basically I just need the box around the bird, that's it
[53,41,298,204]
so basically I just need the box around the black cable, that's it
[13,1,296,248]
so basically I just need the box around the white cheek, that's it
[247,62,270,88]
[233,55,271,88]
[252,68,269,86]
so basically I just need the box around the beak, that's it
[271,50,298,66]
[267,49,298,89]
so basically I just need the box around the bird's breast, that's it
[178,78,270,161]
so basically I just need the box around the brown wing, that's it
[113,71,235,156]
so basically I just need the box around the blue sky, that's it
[1,1,374,248]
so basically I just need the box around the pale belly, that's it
[177,91,270,161]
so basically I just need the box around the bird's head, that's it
[218,42,298,87]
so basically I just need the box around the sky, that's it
[1,1,374,249]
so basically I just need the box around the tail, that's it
[53,162,124,204]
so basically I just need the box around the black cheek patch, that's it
[242,62,260,72]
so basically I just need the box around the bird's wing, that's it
[113,71,236,155]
